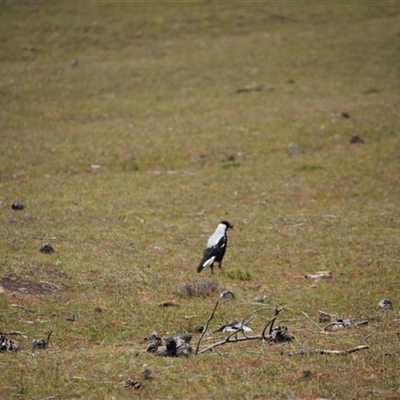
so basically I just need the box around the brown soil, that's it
[0,276,62,296]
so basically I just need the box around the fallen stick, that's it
[0,330,27,338]
[287,345,369,356]
[195,300,219,355]
[198,306,288,354]
[11,304,35,313]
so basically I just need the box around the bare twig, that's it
[241,306,270,326]
[11,304,35,313]
[0,330,28,339]
[261,306,286,339]
[32,236,58,241]
[300,311,323,331]
[40,281,61,290]
[198,305,288,355]
[287,345,369,356]
[199,334,263,354]
[20,351,36,357]
[46,330,53,346]
[195,300,219,355]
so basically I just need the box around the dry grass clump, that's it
[177,279,219,298]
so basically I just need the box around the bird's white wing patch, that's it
[202,256,216,267]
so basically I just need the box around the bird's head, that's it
[220,221,233,230]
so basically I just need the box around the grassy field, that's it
[1,1,400,399]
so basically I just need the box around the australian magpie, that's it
[196,221,233,274]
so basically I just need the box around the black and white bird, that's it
[197,221,233,274]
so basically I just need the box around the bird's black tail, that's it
[196,263,204,273]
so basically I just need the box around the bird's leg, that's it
[210,264,214,275]
[218,262,223,273]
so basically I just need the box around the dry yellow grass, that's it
[1,2,400,399]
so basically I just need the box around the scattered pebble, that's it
[146,332,193,357]
[159,301,180,307]
[0,335,19,352]
[220,290,235,300]
[318,311,331,323]
[269,325,294,342]
[11,201,24,210]
[32,339,48,350]
[223,155,236,162]
[146,331,162,353]
[324,318,351,331]
[32,331,52,351]
[193,324,205,334]
[350,135,365,144]
[125,379,142,389]
[40,243,54,254]
[378,299,393,310]
[341,112,351,118]
[70,59,79,67]
[254,294,268,303]
[142,369,155,380]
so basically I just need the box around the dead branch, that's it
[261,306,286,339]
[240,306,270,326]
[195,300,219,355]
[11,304,35,313]
[199,334,263,354]
[0,330,27,339]
[287,345,369,356]
[198,305,288,355]
[300,311,323,331]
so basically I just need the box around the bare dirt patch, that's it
[0,276,62,296]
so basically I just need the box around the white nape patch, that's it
[207,224,227,247]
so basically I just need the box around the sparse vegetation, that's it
[1,1,400,399]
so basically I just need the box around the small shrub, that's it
[177,279,219,298]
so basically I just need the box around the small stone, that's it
[323,318,351,331]
[11,201,24,210]
[32,339,48,350]
[269,326,294,342]
[254,294,268,303]
[350,135,365,144]
[378,299,393,310]
[32,331,52,350]
[70,59,79,67]
[318,311,331,323]
[125,379,141,389]
[40,243,54,254]
[0,335,19,352]
[146,331,162,353]
[341,112,351,118]
[194,324,205,334]
[142,369,153,380]
[220,290,235,300]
